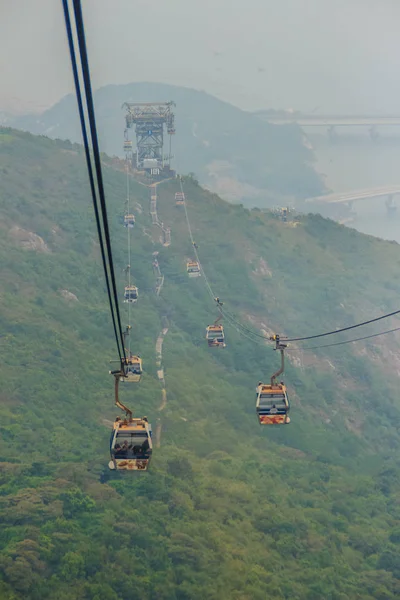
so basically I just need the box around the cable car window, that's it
[114,432,150,457]
[259,394,287,407]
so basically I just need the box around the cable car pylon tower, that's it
[122,101,176,179]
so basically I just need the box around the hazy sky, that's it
[2,0,400,114]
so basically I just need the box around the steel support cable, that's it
[298,325,400,351]
[178,177,271,349]
[221,300,400,350]
[221,308,268,345]
[71,0,126,360]
[215,289,400,352]
[218,300,400,344]
[178,171,284,347]
[180,177,215,303]
[285,308,400,342]
[126,159,132,355]
[61,0,123,362]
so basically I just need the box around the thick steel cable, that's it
[71,0,126,359]
[299,325,400,350]
[61,0,123,362]
[219,302,400,345]
[178,177,274,350]
[285,308,400,342]
[126,158,132,355]
[180,177,216,303]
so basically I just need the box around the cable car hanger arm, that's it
[114,375,132,420]
[270,335,287,385]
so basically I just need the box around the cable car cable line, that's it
[298,325,400,351]
[179,175,273,343]
[284,308,400,343]
[71,0,126,357]
[218,302,400,345]
[124,156,133,356]
[61,0,126,362]
[180,177,215,303]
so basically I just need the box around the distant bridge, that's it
[306,185,400,205]
[255,112,400,127]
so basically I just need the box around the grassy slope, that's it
[0,128,400,599]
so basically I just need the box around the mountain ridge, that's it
[9,82,325,207]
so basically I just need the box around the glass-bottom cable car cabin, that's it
[206,324,226,347]
[175,192,185,205]
[124,285,138,303]
[187,261,201,277]
[256,384,290,425]
[120,356,142,383]
[124,214,135,228]
[109,417,152,471]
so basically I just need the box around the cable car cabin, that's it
[124,214,135,228]
[187,261,201,277]
[120,356,142,382]
[109,417,152,471]
[124,285,138,303]
[123,140,133,152]
[206,325,226,347]
[175,192,185,205]
[256,384,290,425]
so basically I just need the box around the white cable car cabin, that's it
[124,285,138,303]
[187,261,201,277]
[124,214,135,228]
[175,192,185,205]
[256,335,290,425]
[123,140,133,152]
[206,324,226,347]
[121,356,142,382]
[109,417,152,471]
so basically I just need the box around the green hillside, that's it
[0,128,400,600]
[12,82,324,205]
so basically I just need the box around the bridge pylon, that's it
[369,126,379,142]
[328,125,338,143]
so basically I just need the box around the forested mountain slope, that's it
[10,82,324,205]
[0,128,400,600]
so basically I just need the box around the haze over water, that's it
[308,130,400,243]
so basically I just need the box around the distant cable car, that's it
[124,285,138,303]
[256,335,290,425]
[123,140,133,152]
[124,214,135,228]
[109,417,152,471]
[187,261,201,277]
[206,324,226,347]
[175,192,185,205]
[121,355,142,383]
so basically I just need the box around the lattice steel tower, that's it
[122,102,175,174]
